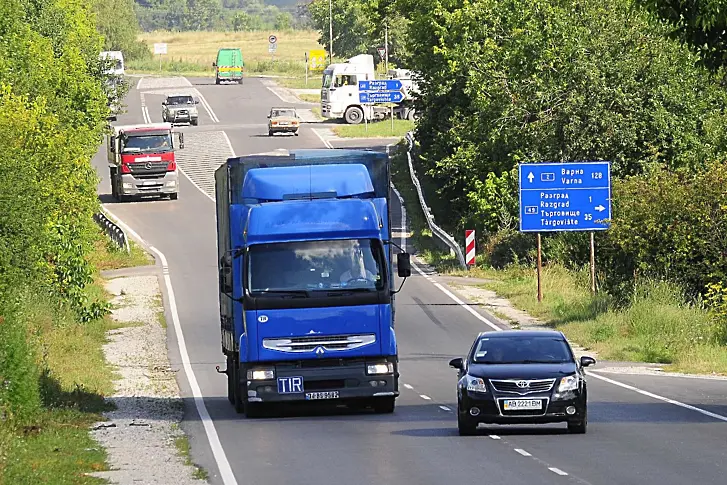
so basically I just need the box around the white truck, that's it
[100,51,125,121]
[320,54,419,124]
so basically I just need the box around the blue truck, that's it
[214,148,411,417]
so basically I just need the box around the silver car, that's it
[162,94,199,125]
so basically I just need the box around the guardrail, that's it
[403,131,467,269]
[93,211,130,253]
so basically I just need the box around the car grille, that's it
[489,378,556,395]
[262,334,376,353]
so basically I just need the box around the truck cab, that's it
[321,54,377,124]
[107,123,183,201]
[215,149,412,417]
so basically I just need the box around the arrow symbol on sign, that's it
[527,172,534,183]
[595,205,605,212]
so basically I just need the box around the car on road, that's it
[162,94,199,125]
[267,107,300,136]
[449,330,595,436]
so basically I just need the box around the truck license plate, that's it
[305,391,339,400]
[277,376,303,394]
[503,399,542,410]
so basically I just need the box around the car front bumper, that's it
[458,388,586,425]
[244,357,399,404]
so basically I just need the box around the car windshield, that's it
[248,239,385,294]
[167,96,193,105]
[121,134,173,153]
[271,109,295,118]
[472,337,573,364]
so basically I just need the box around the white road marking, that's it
[587,371,727,423]
[101,208,238,485]
[489,434,501,440]
[312,128,334,148]
[549,467,568,476]
[222,131,236,157]
[419,394,432,400]
[403,383,414,390]
[439,405,451,412]
[196,91,220,123]
[136,77,143,91]
[514,448,532,457]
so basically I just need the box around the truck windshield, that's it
[322,73,332,88]
[121,134,173,153]
[248,239,385,293]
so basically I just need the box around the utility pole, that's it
[329,0,333,63]
[384,20,388,73]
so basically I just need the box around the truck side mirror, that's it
[212,62,217,67]
[397,252,412,278]
[219,254,233,294]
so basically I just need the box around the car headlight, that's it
[247,367,274,380]
[367,362,394,375]
[558,375,579,392]
[465,375,487,393]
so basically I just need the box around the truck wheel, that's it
[245,401,265,419]
[215,76,220,85]
[373,396,395,414]
[226,356,235,404]
[232,361,244,414]
[238,77,244,85]
[344,106,364,125]
[110,169,118,200]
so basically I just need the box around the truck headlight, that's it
[366,362,393,375]
[465,376,487,393]
[558,375,579,392]
[247,367,274,380]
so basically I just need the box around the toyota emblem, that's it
[144,162,152,170]
[516,380,529,388]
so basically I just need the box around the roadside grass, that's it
[0,233,155,483]
[87,226,153,271]
[173,427,209,481]
[333,119,414,138]
[298,93,320,104]
[389,142,727,375]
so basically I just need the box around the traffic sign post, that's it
[153,43,167,71]
[357,79,407,134]
[518,161,612,299]
[268,34,277,61]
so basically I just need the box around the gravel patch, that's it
[89,275,208,485]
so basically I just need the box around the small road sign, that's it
[153,43,167,55]
[359,91,404,104]
[268,34,277,44]
[268,43,277,53]
[465,230,475,266]
[358,79,403,91]
[308,49,327,70]
[377,47,386,60]
[518,162,612,232]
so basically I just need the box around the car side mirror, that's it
[449,357,464,370]
[397,252,411,278]
[212,62,217,67]
[580,356,596,367]
[219,254,233,294]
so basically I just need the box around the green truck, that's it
[213,48,244,85]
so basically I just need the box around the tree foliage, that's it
[637,0,727,73]
[93,0,150,60]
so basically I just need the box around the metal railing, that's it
[93,211,130,253]
[403,131,466,268]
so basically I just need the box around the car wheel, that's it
[372,397,395,414]
[169,192,178,200]
[294,130,299,136]
[268,130,273,136]
[191,119,198,126]
[457,411,478,436]
[567,406,587,434]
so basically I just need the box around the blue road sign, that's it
[359,90,404,104]
[358,79,402,91]
[518,162,612,232]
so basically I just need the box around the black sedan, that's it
[449,330,596,436]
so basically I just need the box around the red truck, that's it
[107,122,184,201]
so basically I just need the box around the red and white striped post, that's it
[465,229,475,268]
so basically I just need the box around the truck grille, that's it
[489,378,556,395]
[128,161,169,175]
[262,334,376,353]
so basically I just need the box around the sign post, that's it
[153,43,167,71]
[518,161,612,301]
[358,80,404,133]
[465,230,476,268]
[268,34,277,62]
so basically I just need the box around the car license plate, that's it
[503,399,542,410]
[277,376,304,394]
[279,122,289,125]
[305,391,339,400]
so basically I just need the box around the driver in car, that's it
[339,248,376,284]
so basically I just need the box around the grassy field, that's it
[333,119,414,138]
[129,30,325,78]
[0,231,153,484]
[389,143,727,375]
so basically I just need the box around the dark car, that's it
[449,330,596,436]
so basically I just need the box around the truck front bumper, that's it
[244,357,399,403]
[120,173,178,196]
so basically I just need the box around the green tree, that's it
[274,11,292,30]
[637,0,727,73]
[307,0,372,58]
[93,0,149,60]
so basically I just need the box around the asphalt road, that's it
[93,75,727,485]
